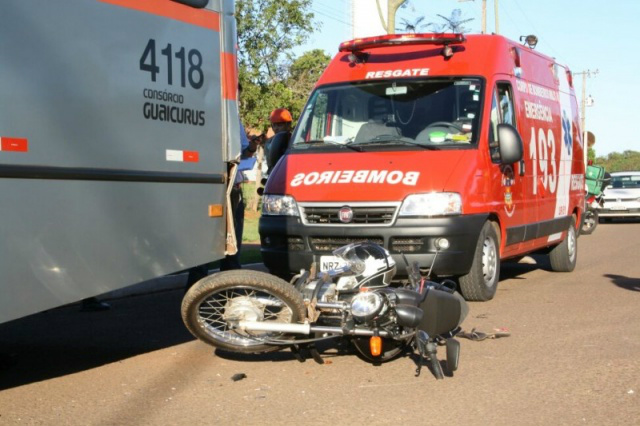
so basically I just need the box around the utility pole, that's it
[459,0,495,34]
[482,0,487,33]
[375,0,406,34]
[574,69,599,165]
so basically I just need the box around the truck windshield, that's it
[291,78,483,149]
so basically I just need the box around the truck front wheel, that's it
[458,221,500,301]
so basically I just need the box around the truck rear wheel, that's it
[549,217,578,272]
[458,221,500,301]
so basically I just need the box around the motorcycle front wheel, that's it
[181,270,307,354]
[351,336,411,363]
[581,209,598,235]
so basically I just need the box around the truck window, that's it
[489,83,516,162]
[300,91,329,141]
[497,83,516,126]
[291,78,484,150]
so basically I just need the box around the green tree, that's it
[286,49,332,120]
[235,0,315,131]
[594,150,640,172]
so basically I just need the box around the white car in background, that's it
[599,171,640,220]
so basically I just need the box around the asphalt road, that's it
[1,220,638,426]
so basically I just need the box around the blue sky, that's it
[297,0,640,156]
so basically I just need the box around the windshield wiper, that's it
[294,139,363,151]
[348,135,440,150]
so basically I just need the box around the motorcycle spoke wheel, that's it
[182,270,306,354]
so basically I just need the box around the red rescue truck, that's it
[259,33,585,301]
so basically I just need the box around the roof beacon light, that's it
[519,34,538,49]
[339,33,466,53]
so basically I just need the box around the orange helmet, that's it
[269,108,293,123]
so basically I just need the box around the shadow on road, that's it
[500,255,550,280]
[599,217,640,225]
[0,289,193,391]
[214,337,352,363]
[604,274,640,292]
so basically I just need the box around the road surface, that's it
[0,220,638,425]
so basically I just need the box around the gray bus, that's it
[0,0,240,323]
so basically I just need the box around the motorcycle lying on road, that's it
[181,242,469,379]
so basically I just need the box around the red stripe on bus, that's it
[1,137,28,152]
[98,0,220,31]
[183,151,200,162]
[221,52,238,100]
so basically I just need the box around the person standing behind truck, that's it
[264,108,293,174]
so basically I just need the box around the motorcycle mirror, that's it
[402,253,421,289]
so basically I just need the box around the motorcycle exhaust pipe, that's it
[238,321,311,334]
[237,321,391,337]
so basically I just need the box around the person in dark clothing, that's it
[264,108,293,175]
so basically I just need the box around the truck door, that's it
[490,81,527,257]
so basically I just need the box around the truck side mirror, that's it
[496,123,523,165]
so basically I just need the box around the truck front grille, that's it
[301,205,397,225]
[390,237,427,253]
[309,237,384,253]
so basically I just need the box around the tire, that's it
[580,210,598,235]
[181,270,306,354]
[459,221,500,302]
[549,217,578,272]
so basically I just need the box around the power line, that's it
[312,6,352,28]
[509,0,560,58]
[313,2,349,21]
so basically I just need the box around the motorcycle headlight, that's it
[399,193,462,217]
[262,195,300,216]
[350,292,384,322]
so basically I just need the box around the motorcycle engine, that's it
[301,279,338,303]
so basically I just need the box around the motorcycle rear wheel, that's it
[181,270,307,354]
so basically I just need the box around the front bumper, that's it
[599,200,640,217]
[598,207,640,217]
[259,213,488,277]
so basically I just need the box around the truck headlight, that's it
[398,193,462,217]
[262,195,300,216]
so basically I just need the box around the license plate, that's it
[319,255,347,272]
[610,205,628,211]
